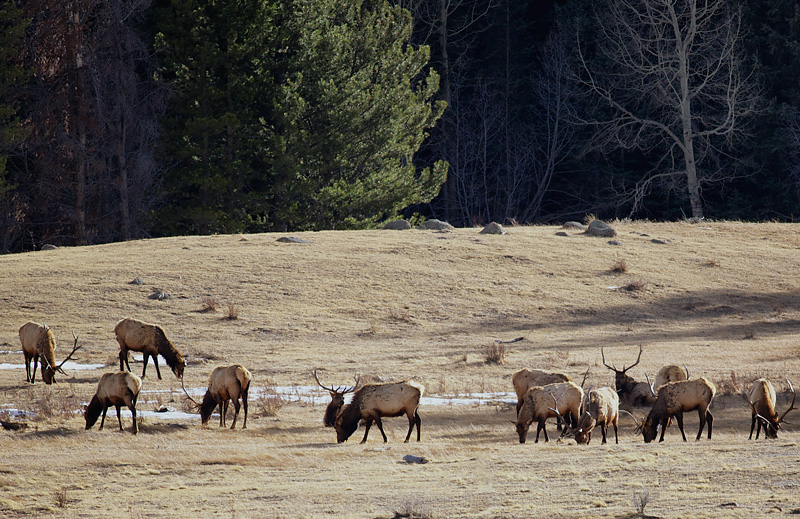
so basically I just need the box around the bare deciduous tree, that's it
[577,0,760,219]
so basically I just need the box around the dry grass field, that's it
[1,220,799,518]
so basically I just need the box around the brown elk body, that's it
[516,381,583,444]
[115,318,185,380]
[334,381,423,443]
[655,365,689,390]
[569,387,620,445]
[19,321,81,385]
[200,364,251,429]
[85,372,142,434]
[746,378,796,440]
[512,368,571,415]
[19,321,57,384]
[602,345,656,406]
[640,378,716,443]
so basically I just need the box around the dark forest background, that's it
[1,0,799,253]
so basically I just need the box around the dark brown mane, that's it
[154,326,185,377]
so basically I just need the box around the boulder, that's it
[479,222,506,235]
[276,236,311,244]
[383,219,412,230]
[583,220,617,237]
[562,221,587,231]
[419,219,455,231]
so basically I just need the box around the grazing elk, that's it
[564,386,620,445]
[745,378,796,440]
[19,321,81,384]
[313,369,359,427]
[115,317,185,380]
[512,368,572,416]
[633,378,716,443]
[85,372,142,434]
[655,364,689,390]
[334,380,424,444]
[515,381,583,444]
[602,345,656,406]
[200,364,251,429]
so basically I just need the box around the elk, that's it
[200,364,251,429]
[19,321,82,385]
[313,369,359,427]
[633,378,716,443]
[564,386,620,445]
[655,364,689,390]
[114,317,185,380]
[84,372,142,434]
[511,368,572,416]
[745,378,796,440]
[602,345,655,406]
[515,381,583,444]
[334,380,423,443]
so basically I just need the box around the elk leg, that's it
[99,404,109,431]
[373,416,388,443]
[674,412,687,442]
[230,398,240,430]
[241,389,248,430]
[141,353,149,378]
[115,404,124,431]
[31,355,39,384]
[151,353,162,380]
[125,390,138,435]
[415,411,421,442]
[536,418,549,443]
[404,412,416,443]
[704,410,713,440]
[24,352,31,382]
[220,399,228,428]
[613,419,619,444]
[360,419,374,443]
[749,413,757,440]
[119,348,130,372]
[601,423,608,444]
[516,401,522,417]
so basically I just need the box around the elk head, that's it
[313,369,359,427]
[748,379,796,439]
[602,345,643,393]
[41,329,82,384]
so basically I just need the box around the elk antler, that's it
[601,347,617,372]
[312,369,358,394]
[580,366,591,389]
[778,378,797,425]
[55,329,82,374]
[683,364,691,380]
[645,373,656,396]
[623,345,644,373]
[619,409,643,433]
[181,375,201,408]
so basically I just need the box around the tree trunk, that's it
[438,0,454,221]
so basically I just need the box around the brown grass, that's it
[483,342,507,364]
[611,257,628,273]
[1,221,800,517]
[200,295,217,312]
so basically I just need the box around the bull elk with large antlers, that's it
[564,386,620,445]
[19,321,82,384]
[313,369,359,427]
[334,380,424,444]
[745,378,796,440]
[601,345,656,406]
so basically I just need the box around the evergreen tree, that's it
[272,0,446,230]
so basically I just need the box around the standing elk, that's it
[115,317,185,380]
[200,364,251,429]
[745,378,796,440]
[632,378,716,443]
[19,321,81,384]
[313,369,359,427]
[334,380,424,444]
[564,386,620,445]
[655,364,689,390]
[85,372,142,434]
[515,381,583,444]
[511,368,572,416]
[601,345,657,406]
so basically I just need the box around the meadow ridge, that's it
[0,221,799,518]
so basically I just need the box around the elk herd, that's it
[10,320,799,445]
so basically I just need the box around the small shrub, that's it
[632,489,653,515]
[54,487,67,508]
[484,342,507,364]
[200,296,217,312]
[622,278,647,292]
[716,371,744,396]
[584,213,597,224]
[389,307,412,323]
[226,302,239,320]
[610,258,628,273]
[392,498,434,519]
[256,379,286,417]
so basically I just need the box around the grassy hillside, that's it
[0,221,798,518]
